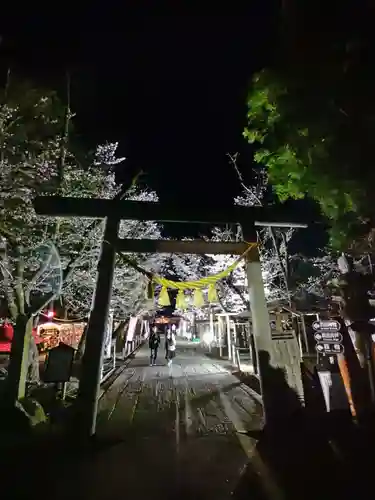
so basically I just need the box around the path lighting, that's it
[202,331,214,345]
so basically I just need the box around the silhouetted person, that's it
[165,326,170,360]
[165,330,176,367]
[258,350,303,430]
[149,326,160,366]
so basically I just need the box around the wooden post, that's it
[192,312,197,340]
[300,314,309,354]
[209,310,215,352]
[226,314,231,361]
[209,310,214,339]
[248,321,258,375]
[246,247,304,426]
[76,217,119,437]
[236,347,241,372]
[295,317,303,358]
[104,309,114,359]
[218,316,223,357]
[61,382,67,401]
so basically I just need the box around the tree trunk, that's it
[75,324,88,361]
[6,315,39,401]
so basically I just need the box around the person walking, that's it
[164,326,170,360]
[165,329,176,367]
[149,326,160,366]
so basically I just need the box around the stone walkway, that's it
[51,339,264,499]
[5,339,374,500]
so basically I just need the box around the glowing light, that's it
[47,311,55,318]
[202,332,214,344]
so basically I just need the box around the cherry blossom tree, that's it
[62,186,163,318]
[0,79,165,322]
[200,153,337,314]
[0,81,165,388]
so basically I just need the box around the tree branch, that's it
[0,238,18,318]
[268,227,291,305]
[55,174,143,286]
[280,231,291,283]
[225,279,249,309]
[217,283,231,313]
[58,72,71,187]
[24,246,55,306]
[14,244,25,315]
[227,152,264,206]
[118,253,153,279]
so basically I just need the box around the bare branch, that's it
[227,152,264,207]
[0,238,17,318]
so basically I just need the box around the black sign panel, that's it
[312,320,341,332]
[314,331,343,343]
[315,343,344,355]
[43,343,75,383]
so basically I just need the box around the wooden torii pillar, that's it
[34,196,308,436]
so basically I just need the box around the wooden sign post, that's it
[34,196,308,436]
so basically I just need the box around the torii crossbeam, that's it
[33,196,308,436]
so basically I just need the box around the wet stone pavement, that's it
[52,338,264,500]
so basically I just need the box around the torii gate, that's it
[33,196,308,436]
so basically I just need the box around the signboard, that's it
[313,318,344,355]
[317,370,350,412]
[126,316,138,342]
[312,320,341,332]
[38,322,86,351]
[43,343,75,383]
[104,309,114,359]
[59,323,85,349]
[314,331,343,343]
[37,322,60,351]
[315,343,344,354]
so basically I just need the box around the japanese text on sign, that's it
[314,331,343,342]
[312,320,341,332]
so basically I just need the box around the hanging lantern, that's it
[193,288,205,308]
[207,283,218,303]
[158,286,171,306]
[176,289,187,310]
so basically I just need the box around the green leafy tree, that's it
[243,3,375,403]
[244,1,375,250]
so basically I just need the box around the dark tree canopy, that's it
[244,0,375,251]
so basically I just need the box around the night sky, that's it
[1,6,278,197]
[0,5,327,247]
